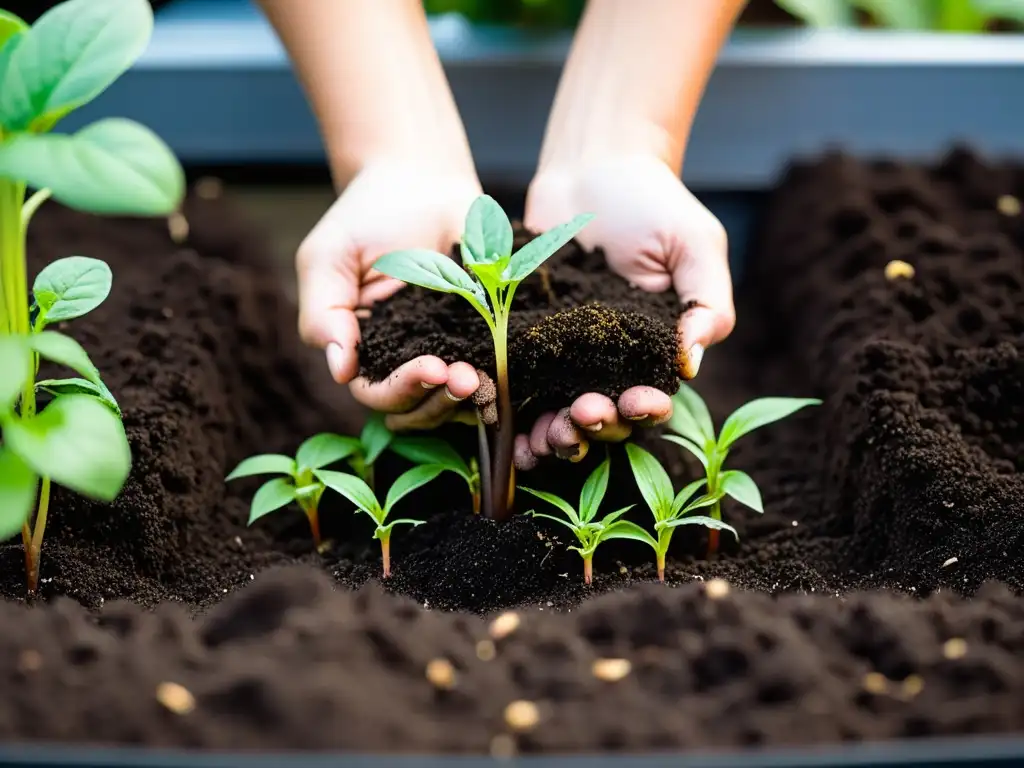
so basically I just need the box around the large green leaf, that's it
[0,118,184,215]
[624,443,674,521]
[578,457,610,523]
[389,436,470,478]
[519,485,580,526]
[248,477,296,524]
[720,469,764,514]
[658,516,738,540]
[226,453,296,481]
[597,520,658,550]
[662,434,709,469]
[0,0,153,131]
[461,194,512,266]
[373,249,489,311]
[33,256,112,324]
[35,376,120,416]
[296,433,360,471]
[0,335,30,409]
[29,330,101,383]
[359,412,394,467]
[0,446,36,540]
[717,397,821,450]
[0,10,27,51]
[315,469,381,519]
[504,213,594,283]
[4,394,130,500]
[383,463,444,514]
[671,384,715,444]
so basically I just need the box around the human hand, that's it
[295,161,486,428]
[514,154,735,470]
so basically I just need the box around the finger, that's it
[349,356,449,413]
[570,393,633,442]
[529,412,558,457]
[514,434,538,471]
[618,386,673,428]
[444,362,480,402]
[383,362,480,432]
[296,242,363,383]
[547,407,589,462]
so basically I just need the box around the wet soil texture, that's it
[1,149,1024,754]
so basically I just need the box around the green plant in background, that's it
[389,435,482,514]
[0,0,184,594]
[316,411,394,490]
[775,0,1024,31]
[373,195,593,523]
[624,444,734,583]
[665,384,821,557]
[316,465,445,578]
[520,456,645,585]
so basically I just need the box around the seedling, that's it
[665,384,821,556]
[226,433,367,548]
[316,464,445,577]
[320,411,393,489]
[389,435,482,514]
[0,0,184,593]
[373,195,593,522]
[519,457,643,585]
[624,443,734,582]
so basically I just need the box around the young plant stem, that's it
[26,477,50,593]
[489,311,515,521]
[656,529,672,583]
[475,426,489,516]
[297,497,322,548]
[705,449,726,558]
[380,535,391,578]
[583,556,593,585]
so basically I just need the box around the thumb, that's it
[672,230,735,380]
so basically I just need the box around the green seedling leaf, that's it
[390,436,470,479]
[671,384,715,444]
[504,213,594,282]
[599,506,634,527]
[0,0,154,131]
[36,377,120,416]
[578,457,610,523]
[226,453,296,481]
[851,0,933,28]
[315,469,381,518]
[669,478,708,517]
[774,0,855,26]
[248,477,296,524]
[0,118,185,215]
[0,10,27,50]
[384,463,445,513]
[598,520,658,549]
[360,411,394,467]
[528,511,580,533]
[296,433,359,472]
[373,249,489,312]
[720,469,763,514]
[519,486,580,525]
[717,397,821,450]
[29,330,101,383]
[0,335,30,409]
[3,394,130,500]
[673,491,723,519]
[32,256,112,324]
[625,443,674,521]
[0,447,36,540]
[375,518,425,540]
[662,434,709,469]
[658,516,739,540]
[462,194,512,265]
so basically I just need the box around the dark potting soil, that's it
[1,148,1024,753]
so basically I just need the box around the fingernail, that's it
[681,343,704,379]
[570,442,590,463]
[580,422,603,433]
[444,386,466,402]
[326,343,344,381]
[421,381,441,390]
[625,413,649,422]
[556,443,584,461]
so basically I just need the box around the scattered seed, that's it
[705,578,730,599]
[618,565,628,575]
[476,640,496,661]
[167,211,189,244]
[884,259,915,281]
[943,638,968,659]
[862,672,888,695]
[900,675,924,699]
[17,649,42,673]
[504,700,540,732]
[490,734,517,759]
[997,194,1021,216]
[490,611,521,640]
[942,557,958,568]
[156,682,195,715]
[425,658,456,690]
[194,176,224,200]
[592,658,632,682]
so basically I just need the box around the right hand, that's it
[296,161,485,428]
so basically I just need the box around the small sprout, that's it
[226,432,360,548]
[489,611,521,639]
[624,443,735,582]
[997,194,1021,216]
[665,384,821,556]
[884,259,915,281]
[343,411,394,489]
[155,682,195,715]
[476,639,497,661]
[315,464,445,577]
[425,658,457,690]
[503,700,540,732]
[390,435,481,514]
[520,457,642,584]
[943,638,968,659]
[942,556,958,568]
[704,578,730,599]
[591,658,631,682]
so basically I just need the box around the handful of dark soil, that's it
[358,231,683,418]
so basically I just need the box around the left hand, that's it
[512,153,735,471]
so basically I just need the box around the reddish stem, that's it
[583,557,593,585]
[657,553,666,583]
[489,372,515,522]
[301,500,322,549]
[706,529,720,558]
[381,537,391,579]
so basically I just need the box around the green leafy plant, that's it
[0,0,184,593]
[774,0,1024,31]
[665,384,821,556]
[519,456,644,584]
[317,411,394,489]
[389,435,482,514]
[316,464,445,578]
[373,195,593,522]
[624,443,734,583]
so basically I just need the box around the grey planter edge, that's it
[69,0,1024,191]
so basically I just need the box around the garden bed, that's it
[1,148,1023,755]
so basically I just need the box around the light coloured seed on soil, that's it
[619,565,628,575]
[18,649,42,673]
[489,611,521,640]
[592,658,632,682]
[943,638,968,659]
[862,672,888,695]
[167,211,189,244]
[504,700,540,732]
[156,682,195,715]
[942,557,958,568]
[490,734,517,759]
[997,194,1021,216]
[884,259,915,281]
[705,578,730,599]
[901,675,924,699]
[425,658,456,690]
[194,176,224,200]
[476,640,496,661]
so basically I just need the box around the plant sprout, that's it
[389,435,482,514]
[0,0,183,593]
[226,433,366,549]
[624,443,734,583]
[373,195,593,522]
[519,456,644,585]
[665,384,821,556]
[316,464,445,578]
[320,411,393,489]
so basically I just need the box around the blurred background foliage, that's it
[423,0,1024,31]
